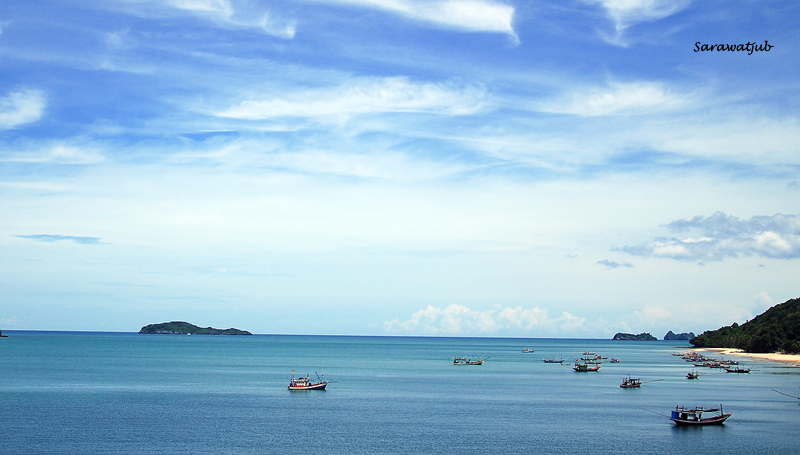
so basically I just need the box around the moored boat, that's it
[543,357,564,364]
[687,370,700,379]
[620,376,641,388]
[522,348,535,353]
[288,372,327,390]
[670,405,731,426]
[724,366,750,373]
[573,360,601,372]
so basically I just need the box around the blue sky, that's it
[1,0,798,337]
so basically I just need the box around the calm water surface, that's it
[1,331,798,454]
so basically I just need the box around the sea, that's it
[1,331,798,454]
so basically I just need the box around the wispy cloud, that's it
[0,89,46,130]
[215,77,487,120]
[621,212,800,261]
[583,0,692,45]
[17,235,104,244]
[539,81,688,117]
[1,144,105,165]
[384,304,588,336]
[597,259,633,269]
[318,0,517,41]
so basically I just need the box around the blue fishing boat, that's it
[670,405,731,426]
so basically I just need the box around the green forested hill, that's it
[138,321,252,335]
[690,297,800,353]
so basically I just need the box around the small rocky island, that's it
[139,321,252,335]
[664,330,696,341]
[612,332,657,341]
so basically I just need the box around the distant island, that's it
[139,321,252,335]
[664,331,696,341]
[612,332,657,341]
[691,296,800,354]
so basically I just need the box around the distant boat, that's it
[610,358,620,363]
[522,348,535,353]
[288,372,327,390]
[0,330,7,338]
[573,360,601,372]
[620,375,641,388]
[542,357,564,364]
[724,366,751,373]
[687,370,700,379]
[670,405,731,426]
[452,356,487,365]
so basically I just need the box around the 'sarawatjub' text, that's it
[694,40,773,55]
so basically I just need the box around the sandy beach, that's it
[691,348,800,366]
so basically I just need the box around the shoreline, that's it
[691,347,800,366]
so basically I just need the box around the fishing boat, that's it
[573,360,601,372]
[670,405,731,426]
[724,366,750,373]
[610,358,620,363]
[687,370,700,379]
[522,348,535,353]
[620,376,641,388]
[453,356,486,365]
[288,372,327,390]
[542,357,564,364]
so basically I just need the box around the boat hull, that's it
[671,414,731,426]
[288,382,327,391]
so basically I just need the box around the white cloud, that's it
[319,0,517,41]
[540,81,687,117]
[621,212,800,261]
[216,77,486,120]
[0,89,46,130]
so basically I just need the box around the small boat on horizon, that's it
[670,405,731,426]
[288,372,327,390]
[522,348,535,353]
[543,357,564,364]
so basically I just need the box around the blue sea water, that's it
[1,332,798,454]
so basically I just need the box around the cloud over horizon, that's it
[384,304,589,336]
[620,212,800,261]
